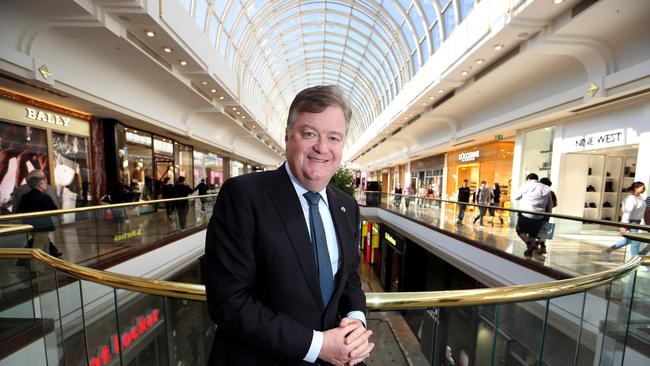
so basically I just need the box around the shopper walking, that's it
[490,182,504,225]
[473,181,494,227]
[456,179,471,224]
[194,178,209,212]
[173,176,194,229]
[394,185,402,207]
[512,173,553,257]
[18,174,58,254]
[535,178,557,254]
[12,169,63,257]
[603,181,646,261]
[161,176,174,219]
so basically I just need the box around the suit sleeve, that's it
[337,203,367,317]
[204,179,313,362]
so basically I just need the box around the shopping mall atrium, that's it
[1,0,649,365]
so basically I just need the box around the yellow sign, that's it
[114,228,143,242]
[385,232,397,246]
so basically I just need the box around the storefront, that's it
[539,99,650,225]
[379,226,405,292]
[446,141,515,208]
[411,154,445,200]
[193,150,224,188]
[0,89,92,217]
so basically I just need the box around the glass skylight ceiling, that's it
[181,0,475,147]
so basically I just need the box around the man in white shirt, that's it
[513,173,553,257]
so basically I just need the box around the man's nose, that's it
[312,137,327,151]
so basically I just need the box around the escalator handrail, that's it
[0,248,646,309]
[0,193,219,221]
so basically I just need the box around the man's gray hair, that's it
[26,169,45,180]
[27,175,45,189]
[286,85,352,133]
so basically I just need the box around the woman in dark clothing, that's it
[489,183,504,225]
[161,176,174,219]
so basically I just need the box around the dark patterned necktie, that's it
[303,192,334,305]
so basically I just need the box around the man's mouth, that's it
[308,156,329,163]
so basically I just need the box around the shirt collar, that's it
[285,162,329,207]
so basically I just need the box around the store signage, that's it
[154,138,173,154]
[25,107,70,127]
[575,130,624,149]
[89,308,160,366]
[384,232,397,246]
[114,228,142,242]
[126,131,152,146]
[458,150,480,162]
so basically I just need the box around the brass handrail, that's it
[0,193,218,221]
[0,224,33,235]
[368,191,649,231]
[0,249,645,309]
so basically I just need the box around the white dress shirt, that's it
[285,164,366,363]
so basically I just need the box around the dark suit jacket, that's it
[19,189,58,232]
[205,165,366,365]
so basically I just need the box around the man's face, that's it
[463,181,468,187]
[285,106,346,192]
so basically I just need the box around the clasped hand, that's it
[319,317,375,366]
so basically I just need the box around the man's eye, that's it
[302,131,316,138]
[329,136,341,143]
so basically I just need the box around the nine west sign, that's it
[574,129,624,150]
[25,107,71,127]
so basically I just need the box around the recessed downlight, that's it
[232,107,237,111]
[476,59,485,64]
[553,0,565,4]
[201,81,208,85]
[219,96,225,100]
[438,89,445,93]
[180,60,187,66]
[429,96,435,100]
[210,89,216,93]
[242,116,246,119]
[493,44,504,50]
[421,102,427,106]
[461,70,469,76]
[145,30,155,37]
[163,47,172,53]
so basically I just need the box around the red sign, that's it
[89,308,160,366]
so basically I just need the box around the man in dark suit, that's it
[205,85,374,365]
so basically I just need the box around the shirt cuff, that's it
[346,311,367,328]
[303,330,323,363]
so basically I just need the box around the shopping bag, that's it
[538,222,556,240]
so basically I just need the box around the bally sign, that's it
[89,308,160,366]
[25,107,70,127]
[458,150,480,162]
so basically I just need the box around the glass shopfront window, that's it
[521,126,555,181]
[174,143,193,187]
[153,136,174,199]
[0,121,49,212]
[52,131,91,222]
[230,159,244,178]
[193,150,223,189]
[117,125,153,201]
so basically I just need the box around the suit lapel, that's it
[267,166,324,310]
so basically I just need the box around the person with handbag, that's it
[512,173,554,258]
[603,181,646,261]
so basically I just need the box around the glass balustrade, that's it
[0,195,217,268]
[0,255,646,365]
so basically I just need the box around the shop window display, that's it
[52,131,90,222]
[521,126,554,181]
[0,121,48,213]
[193,150,223,190]
[117,126,153,202]
[231,159,244,178]
[174,143,193,187]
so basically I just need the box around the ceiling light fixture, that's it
[421,102,427,106]
[461,70,469,76]
[210,89,216,93]
[476,59,485,64]
[438,89,444,93]
[219,96,224,100]
[429,96,435,100]
[553,0,565,4]
[145,30,155,37]
[242,116,246,119]
[493,44,504,50]
[201,81,208,85]
[232,107,237,111]
[163,47,172,53]
[180,60,187,66]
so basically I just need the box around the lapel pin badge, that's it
[340,206,346,213]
